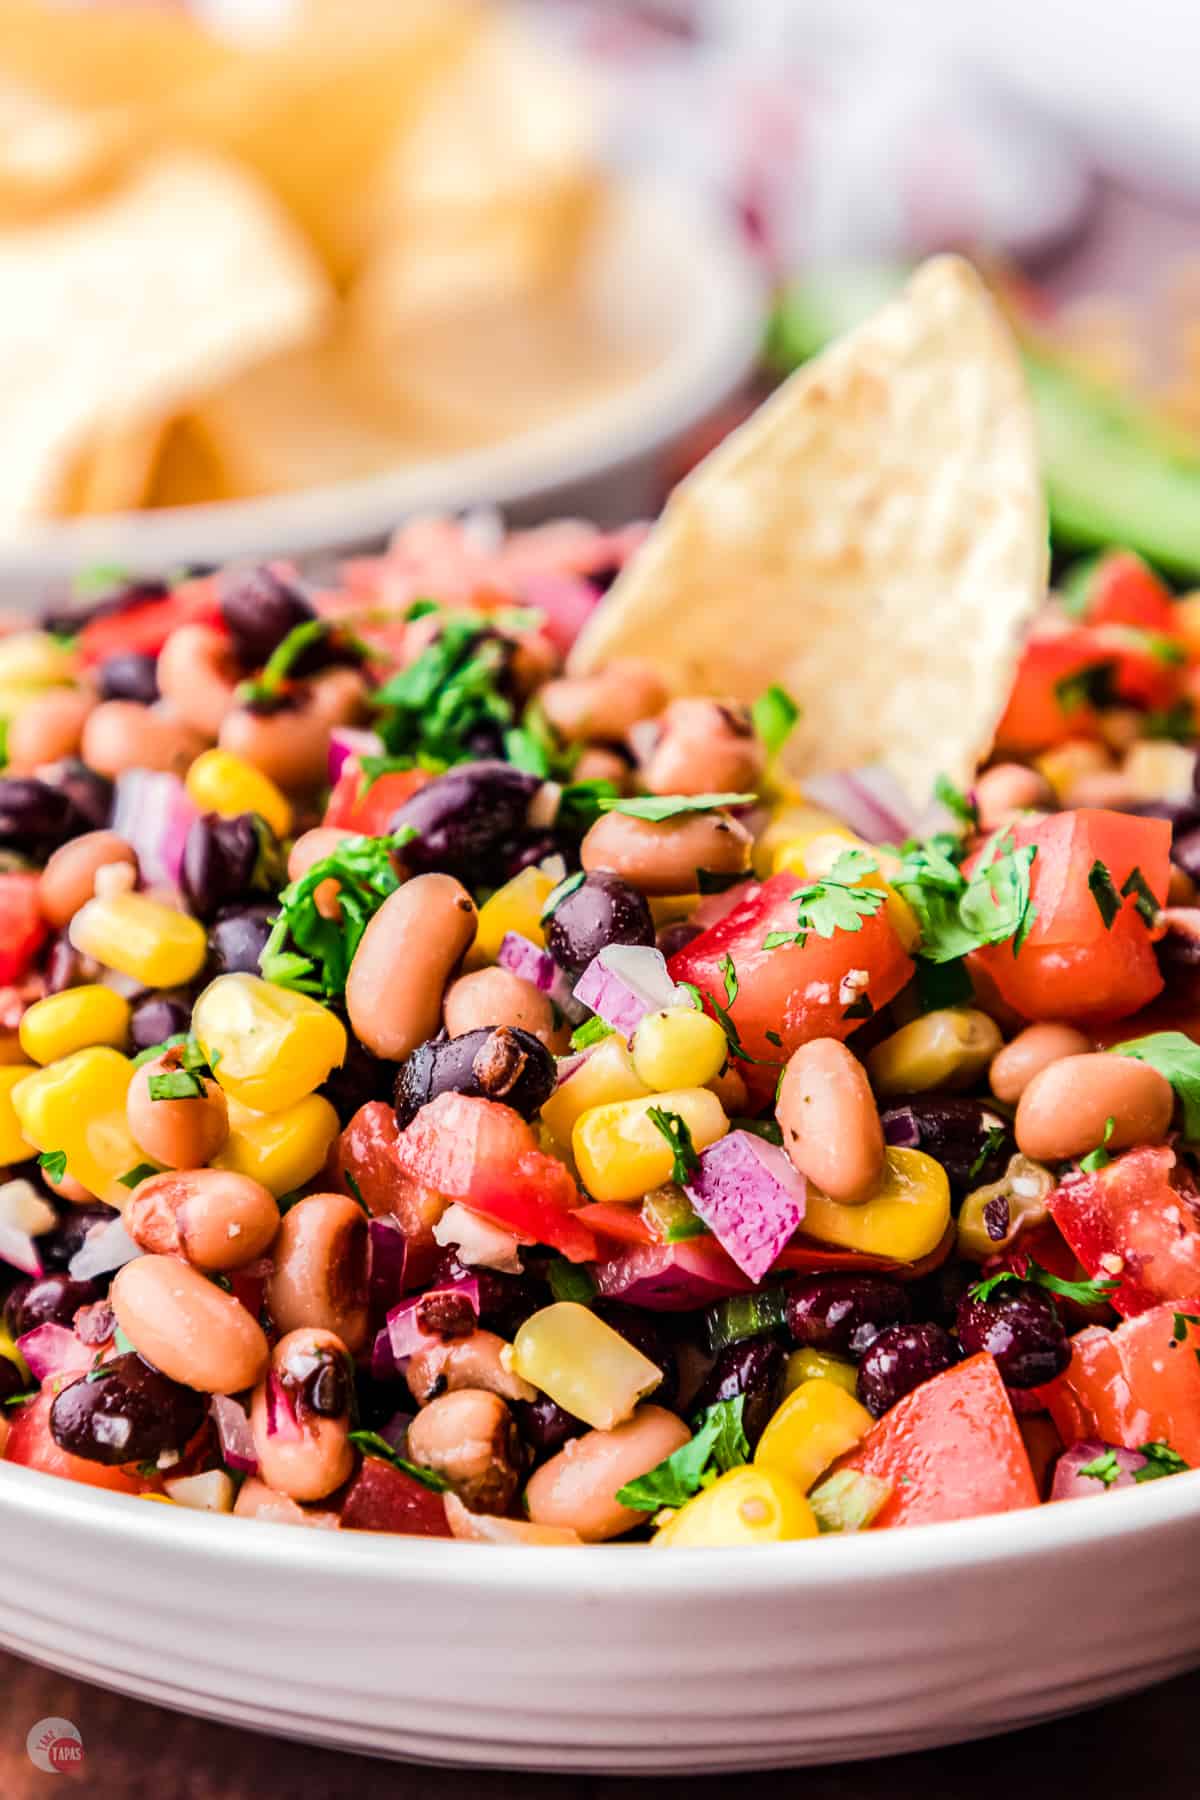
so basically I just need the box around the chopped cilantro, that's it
[1142,699,1195,741]
[1054,660,1118,715]
[130,1033,191,1069]
[676,980,703,1011]
[599,791,756,823]
[1172,1312,1200,1345]
[503,725,552,778]
[112,1325,136,1356]
[404,598,440,622]
[719,952,739,1010]
[540,869,586,921]
[546,1259,598,1304]
[614,1396,750,1510]
[260,831,411,1000]
[371,616,514,765]
[148,1068,207,1102]
[237,619,329,705]
[1121,866,1159,927]
[1109,1031,1200,1141]
[764,1029,783,1048]
[969,1256,1119,1309]
[343,1170,367,1214]
[1077,1449,1122,1487]
[118,1162,160,1189]
[555,778,621,836]
[0,717,7,769]
[689,957,771,1066]
[762,869,887,950]
[347,1430,450,1492]
[647,1106,700,1186]
[37,1150,67,1184]
[893,830,1037,965]
[3,1390,37,1408]
[1087,859,1122,929]
[968,1125,1008,1182]
[1079,1116,1115,1174]
[934,773,979,827]
[751,685,799,760]
[1133,1441,1190,1482]
[570,1015,615,1051]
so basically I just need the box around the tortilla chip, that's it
[0,0,234,111]
[0,79,128,222]
[0,150,330,527]
[569,256,1048,804]
[52,415,170,518]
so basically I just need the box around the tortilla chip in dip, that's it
[569,255,1048,804]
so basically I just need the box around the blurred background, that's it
[1,0,1199,566]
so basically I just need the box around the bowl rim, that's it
[3,1456,1198,1593]
[0,172,764,582]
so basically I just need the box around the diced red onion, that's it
[432,1203,524,1274]
[385,1277,480,1362]
[591,1237,755,1311]
[572,944,690,1041]
[685,1132,807,1284]
[0,1220,42,1279]
[497,932,583,1021]
[802,766,920,846]
[881,1107,923,1150]
[377,1409,414,1455]
[553,1050,589,1090]
[329,727,383,788]
[111,770,199,890]
[211,1395,258,1475]
[0,1178,56,1276]
[68,1215,142,1282]
[368,1215,409,1319]
[17,1322,91,1383]
[371,1324,400,1381]
[264,1371,302,1442]
[1051,1440,1148,1502]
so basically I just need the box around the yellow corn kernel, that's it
[0,1065,35,1164]
[755,801,848,878]
[1124,739,1197,802]
[69,892,208,989]
[802,1146,950,1262]
[957,1154,1054,1263]
[1034,738,1110,803]
[1175,591,1200,660]
[468,865,557,968]
[652,1465,818,1546]
[572,1087,728,1203]
[511,1302,662,1430]
[540,1035,651,1148]
[11,1047,140,1200]
[137,1494,176,1506]
[783,1348,859,1398]
[771,824,857,878]
[631,1007,728,1092]
[19,985,130,1066]
[0,630,77,687]
[867,1007,1002,1097]
[185,748,291,840]
[754,1379,873,1493]
[192,973,346,1113]
[213,1093,340,1196]
[648,893,698,926]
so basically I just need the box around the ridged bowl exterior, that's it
[1,1461,1198,1771]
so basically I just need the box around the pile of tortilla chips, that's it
[0,0,645,529]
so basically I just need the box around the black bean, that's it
[128,994,191,1053]
[320,1032,397,1126]
[593,1300,679,1410]
[34,1202,118,1273]
[512,1393,585,1458]
[0,777,81,855]
[690,1338,784,1447]
[40,760,113,834]
[785,1274,911,1359]
[394,1027,555,1128]
[97,651,159,705]
[206,903,275,978]
[956,1280,1071,1389]
[856,1323,958,1417]
[182,812,282,921]
[544,870,655,979]
[43,932,95,995]
[879,1098,1014,1197]
[219,566,315,667]
[657,921,703,961]
[49,1353,207,1465]
[387,762,542,888]
[0,1355,25,1405]
[4,1272,103,1341]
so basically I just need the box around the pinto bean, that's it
[573,746,631,789]
[776,1038,884,1203]
[156,624,241,737]
[406,1388,522,1514]
[218,703,330,792]
[266,1192,369,1354]
[81,701,206,778]
[442,966,562,1049]
[1014,1053,1175,1163]
[126,1051,229,1169]
[990,1022,1095,1105]
[973,763,1053,831]
[125,1169,279,1272]
[5,688,93,773]
[249,1327,354,1503]
[309,668,367,727]
[523,1405,692,1542]
[540,662,669,745]
[38,831,137,928]
[232,1476,341,1529]
[405,1329,537,1407]
[581,808,752,897]
[345,872,477,1060]
[443,1491,581,1544]
[643,698,764,797]
[111,1254,268,1393]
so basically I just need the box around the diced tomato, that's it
[0,873,46,984]
[335,1100,443,1287]
[574,1202,658,1247]
[340,1455,452,1537]
[667,872,914,1102]
[323,760,432,834]
[1049,1146,1200,1318]
[981,1217,1111,1330]
[836,1353,1039,1528]
[1044,1305,1200,1465]
[76,577,222,667]
[771,1221,956,1280]
[3,1389,152,1495]
[967,810,1170,1025]
[465,1154,598,1265]
[995,622,1184,752]
[1077,551,1177,635]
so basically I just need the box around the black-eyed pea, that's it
[345,872,477,1059]
[81,701,207,778]
[5,688,94,773]
[1014,1053,1174,1164]
[111,1254,269,1393]
[125,1169,279,1272]
[231,1476,340,1529]
[126,1050,229,1169]
[267,1192,369,1354]
[643,698,764,797]
[540,661,669,744]
[573,746,631,789]
[250,1327,355,1503]
[443,966,562,1050]
[989,1022,1094,1105]
[406,1387,523,1514]
[581,808,752,897]
[156,624,241,737]
[218,702,330,792]
[405,1330,537,1407]
[38,831,138,929]
[523,1405,691,1541]
[777,1038,884,1203]
[309,668,368,727]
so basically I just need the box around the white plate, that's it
[2,1458,1198,1771]
[0,176,762,595]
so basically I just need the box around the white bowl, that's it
[2,1458,1199,1771]
[0,176,762,595]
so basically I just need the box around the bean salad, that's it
[0,526,1199,1543]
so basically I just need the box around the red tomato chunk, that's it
[1045,1306,1200,1466]
[1050,1147,1200,1318]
